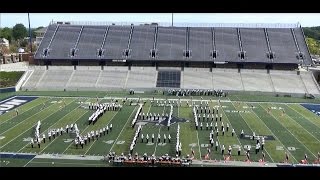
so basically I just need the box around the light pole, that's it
[28,13,33,53]
[171,13,173,27]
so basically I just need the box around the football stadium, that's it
[1,20,320,167]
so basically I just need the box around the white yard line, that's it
[35,99,92,154]
[280,106,320,143]
[23,156,36,167]
[153,127,162,155]
[229,101,274,163]
[0,98,66,149]
[109,106,138,152]
[216,102,248,160]
[243,102,298,163]
[246,102,299,163]
[286,104,320,129]
[153,105,166,155]
[61,99,105,155]
[84,110,120,155]
[17,98,80,153]
[0,98,47,126]
[61,124,91,155]
[0,97,55,135]
[267,103,317,158]
[195,130,202,159]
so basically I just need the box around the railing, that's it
[153,26,158,50]
[237,28,243,52]
[100,26,109,49]
[50,21,300,28]
[34,25,50,57]
[264,28,272,53]
[211,28,216,52]
[74,26,84,49]
[43,25,60,58]
[291,28,301,53]
[127,25,134,50]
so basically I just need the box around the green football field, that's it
[0,92,320,167]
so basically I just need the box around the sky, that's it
[1,13,320,28]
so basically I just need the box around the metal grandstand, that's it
[35,22,313,69]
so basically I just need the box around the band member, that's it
[221,145,225,155]
[48,131,51,141]
[246,151,250,161]
[141,134,144,143]
[191,149,195,157]
[228,146,232,156]
[304,153,308,162]
[30,139,34,148]
[210,139,214,148]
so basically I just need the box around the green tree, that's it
[9,44,18,53]
[0,27,13,42]
[306,37,320,55]
[20,39,28,47]
[303,26,320,41]
[12,24,27,40]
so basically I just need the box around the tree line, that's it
[0,24,42,55]
[303,27,320,56]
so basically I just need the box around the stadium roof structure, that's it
[34,22,313,66]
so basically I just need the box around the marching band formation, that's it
[27,97,319,166]
[167,89,227,97]
[89,103,122,125]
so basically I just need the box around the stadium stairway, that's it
[65,70,75,88]
[300,71,320,95]
[34,70,47,90]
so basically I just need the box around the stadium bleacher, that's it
[35,24,313,65]
[22,22,319,96]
